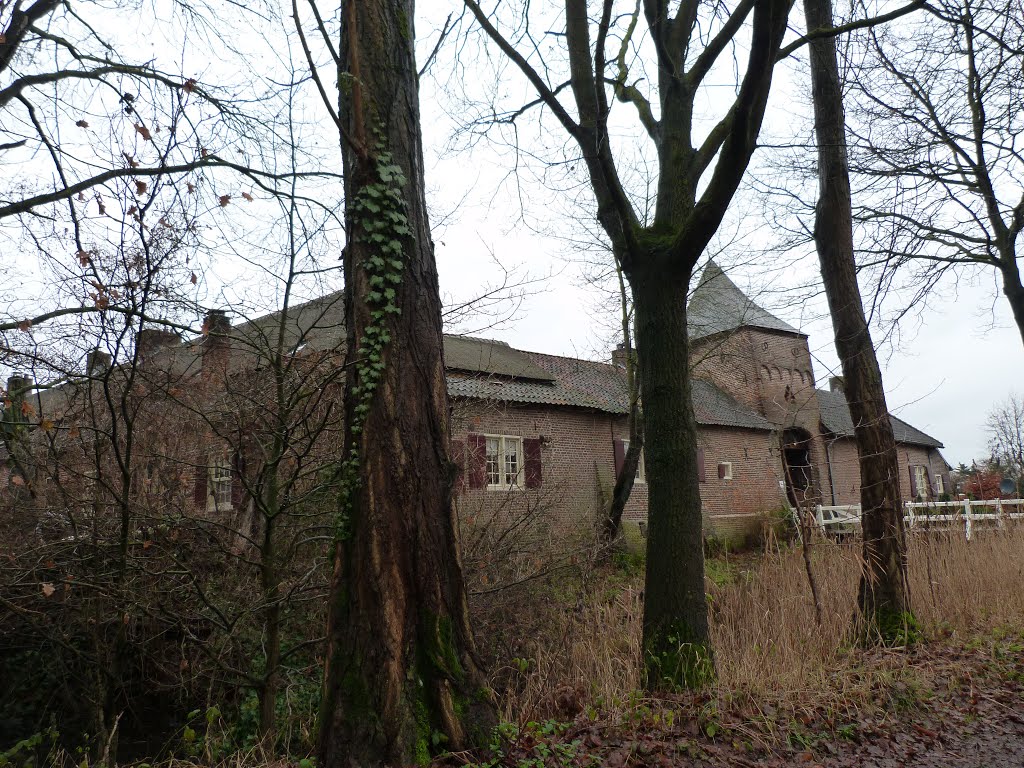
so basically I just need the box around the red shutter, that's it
[451,439,466,494]
[613,439,626,479]
[697,448,706,483]
[467,433,487,489]
[193,464,207,508]
[231,451,244,507]
[909,465,918,498]
[942,473,952,497]
[524,438,542,488]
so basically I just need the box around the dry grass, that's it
[489,526,1024,722]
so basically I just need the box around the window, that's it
[914,464,929,499]
[485,435,522,489]
[718,462,733,480]
[208,457,233,511]
[622,440,646,483]
[934,472,944,496]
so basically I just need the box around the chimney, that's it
[829,376,845,393]
[202,309,231,375]
[137,328,182,361]
[611,342,630,369]
[86,348,112,375]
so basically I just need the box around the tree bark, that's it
[998,254,1024,351]
[804,0,913,640]
[317,0,495,764]
[632,263,713,688]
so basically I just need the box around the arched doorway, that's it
[782,428,814,506]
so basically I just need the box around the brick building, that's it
[3,263,948,545]
[445,261,948,543]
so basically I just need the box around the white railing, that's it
[808,498,1024,540]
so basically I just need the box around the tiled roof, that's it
[817,388,943,448]
[448,346,775,432]
[688,261,802,341]
[691,379,775,431]
[445,336,554,382]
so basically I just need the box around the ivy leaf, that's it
[218,195,231,207]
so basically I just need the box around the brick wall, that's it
[698,426,789,542]
[451,399,618,541]
[823,437,950,506]
[450,398,790,545]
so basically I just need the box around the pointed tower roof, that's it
[688,260,802,340]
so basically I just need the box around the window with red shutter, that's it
[524,438,542,488]
[613,438,625,478]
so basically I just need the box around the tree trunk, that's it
[317,0,495,764]
[604,264,644,542]
[804,0,913,641]
[998,253,1024,351]
[632,263,713,689]
[258,512,280,742]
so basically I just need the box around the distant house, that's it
[2,262,948,546]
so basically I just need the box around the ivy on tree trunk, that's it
[317,0,495,764]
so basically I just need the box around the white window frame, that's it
[484,435,523,490]
[622,439,646,483]
[934,472,944,496]
[207,456,233,512]
[719,461,733,481]
[914,464,929,499]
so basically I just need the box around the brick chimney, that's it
[137,328,181,361]
[829,376,845,393]
[611,342,630,369]
[202,309,231,375]
[86,348,112,375]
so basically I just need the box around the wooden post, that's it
[963,498,973,541]
[996,498,1005,530]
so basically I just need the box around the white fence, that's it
[804,499,1024,541]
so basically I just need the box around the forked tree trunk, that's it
[631,263,712,688]
[804,0,913,640]
[317,0,495,764]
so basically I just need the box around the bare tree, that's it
[846,1,1024,346]
[457,0,793,689]
[803,0,914,640]
[988,393,1024,494]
